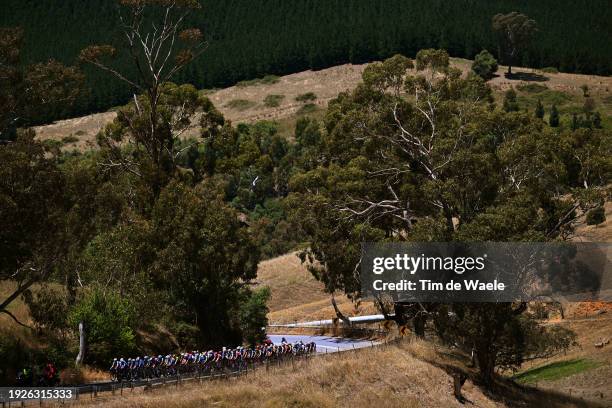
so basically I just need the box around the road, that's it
[268,334,376,353]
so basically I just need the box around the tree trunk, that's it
[413,314,426,337]
[331,294,351,326]
[507,65,512,76]
[453,371,468,402]
[476,348,495,385]
[75,321,85,367]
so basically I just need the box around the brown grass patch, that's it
[56,341,504,408]
[256,253,375,323]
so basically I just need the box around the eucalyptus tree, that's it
[79,0,209,196]
[287,51,608,384]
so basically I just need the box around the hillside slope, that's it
[59,339,601,408]
[34,59,612,150]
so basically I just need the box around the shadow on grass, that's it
[505,72,549,82]
[410,343,604,408]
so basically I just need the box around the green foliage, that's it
[295,92,317,102]
[0,28,84,138]
[225,99,257,111]
[263,94,285,107]
[149,181,260,347]
[492,12,538,75]
[503,88,519,112]
[415,49,449,72]
[2,1,610,122]
[471,49,498,79]
[363,54,414,94]
[24,286,69,332]
[0,131,66,315]
[68,288,137,365]
[586,206,605,225]
[435,305,577,379]
[549,104,560,127]
[535,99,544,119]
[296,103,318,115]
[593,111,602,129]
[239,287,270,346]
[284,52,609,384]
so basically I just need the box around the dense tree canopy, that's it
[1,0,610,121]
[285,52,610,383]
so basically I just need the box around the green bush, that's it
[295,92,317,102]
[263,94,285,107]
[586,207,605,225]
[471,50,498,79]
[239,287,270,346]
[68,288,137,365]
[503,88,519,112]
[296,103,318,115]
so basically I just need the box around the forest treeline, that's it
[1,0,611,387]
[1,0,610,122]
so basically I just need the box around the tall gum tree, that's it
[287,51,610,385]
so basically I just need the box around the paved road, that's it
[268,334,376,353]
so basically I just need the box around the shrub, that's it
[68,288,137,365]
[296,103,318,115]
[471,50,498,80]
[42,139,63,151]
[583,97,596,113]
[62,135,79,144]
[541,67,559,74]
[503,88,519,112]
[225,99,257,111]
[295,92,317,102]
[239,287,270,346]
[580,84,590,98]
[263,94,285,107]
[586,207,605,225]
[535,99,544,119]
[549,104,560,127]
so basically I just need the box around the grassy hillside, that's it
[257,252,377,324]
[34,59,612,151]
[53,339,605,408]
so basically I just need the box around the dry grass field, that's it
[256,252,376,324]
[49,338,605,408]
[33,58,612,150]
